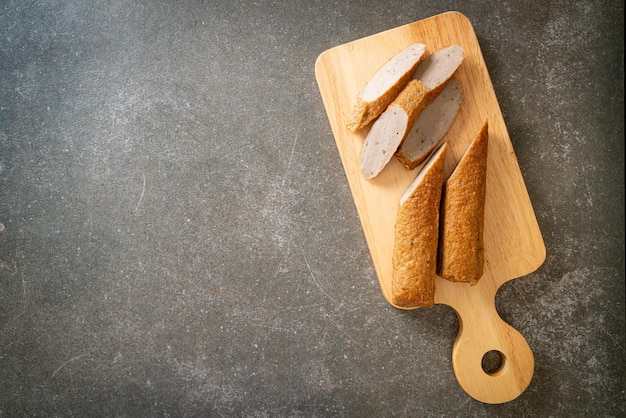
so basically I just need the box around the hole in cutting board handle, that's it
[481,350,505,376]
[451,307,535,403]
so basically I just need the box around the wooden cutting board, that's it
[315,11,546,404]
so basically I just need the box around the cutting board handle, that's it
[437,277,534,404]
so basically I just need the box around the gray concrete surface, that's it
[1,1,623,416]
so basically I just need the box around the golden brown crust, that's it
[437,120,489,285]
[425,80,449,102]
[390,79,430,132]
[358,80,432,180]
[395,78,462,170]
[396,145,436,170]
[392,145,447,308]
[346,71,414,133]
[389,79,451,156]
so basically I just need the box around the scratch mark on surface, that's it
[50,354,88,380]
[134,175,146,212]
[21,272,28,317]
[282,133,299,186]
[302,247,338,304]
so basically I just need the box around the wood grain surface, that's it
[315,11,546,404]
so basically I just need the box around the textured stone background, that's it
[1,1,624,416]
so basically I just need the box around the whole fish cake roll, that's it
[392,143,447,308]
[437,120,489,285]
